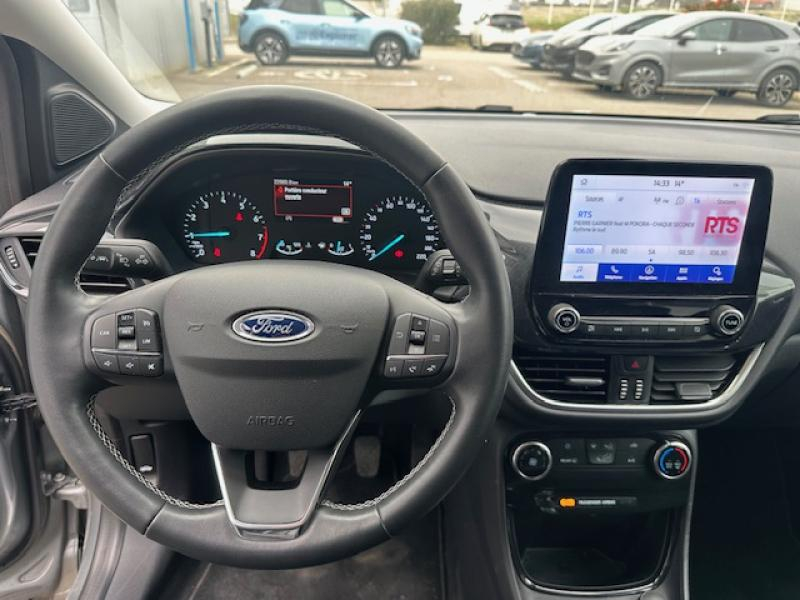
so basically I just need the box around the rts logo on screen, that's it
[704,216,740,236]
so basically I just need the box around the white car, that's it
[470,12,530,50]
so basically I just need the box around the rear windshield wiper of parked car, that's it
[756,113,800,125]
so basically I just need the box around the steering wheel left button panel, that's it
[90,309,163,377]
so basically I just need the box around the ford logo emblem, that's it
[232,311,315,343]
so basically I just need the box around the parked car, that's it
[238,0,423,68]
[470,11,530,50]
[543,11,673,76]
[573,12,800,106]
[512,13,615,68]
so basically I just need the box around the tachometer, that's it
[359,196,441,269]
[182,191,267,264]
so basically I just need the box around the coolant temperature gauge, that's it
[327,241,355,257]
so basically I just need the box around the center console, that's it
[497,160,785,598]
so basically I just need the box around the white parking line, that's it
[437,74,453,82]
[236,64,258,79]
[488,66,515,79]
[488,66,545,93]
[695,95,715,116]
[206,57,251,78]
[513,79,545,94]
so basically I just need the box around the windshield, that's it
[64,0,800,121]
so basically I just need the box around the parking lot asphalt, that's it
[167,44,800,120]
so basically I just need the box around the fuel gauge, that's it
[275,240,305,256]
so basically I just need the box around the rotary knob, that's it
[548,303,580,334]
[711,305,745,337]
[653,441,691,480]
[512,442,552,481]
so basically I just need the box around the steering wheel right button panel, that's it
[384,313,451,380]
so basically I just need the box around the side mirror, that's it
[677,30,697,46]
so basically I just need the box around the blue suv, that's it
[239,0,423,68]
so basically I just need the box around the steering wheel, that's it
[26,87,512,569]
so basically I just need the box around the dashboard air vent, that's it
[651,355,738,404]
[19,236,131,295]
[514,351,609,404]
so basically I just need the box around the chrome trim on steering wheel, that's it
[211,410,362,537]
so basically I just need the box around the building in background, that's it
[64,0,230,98]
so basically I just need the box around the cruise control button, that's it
[91,314,117,350]
[422,356,446,376]
[117,339,137,352]
[118,326,135,339]
[137,356,163,377]
[93,352,119,374]
[384,358,404,378]
[117,312,135,327]
[427,319,450,355]
[135,309,158,332]
[137,332,161,352]
[402,359,424,377]
[118,355,139,375]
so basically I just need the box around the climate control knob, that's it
[653,441,692,480]
[512,441,552,481]
[711,305,745,336]
[548,303,581,334]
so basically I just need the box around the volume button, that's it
[548,303,581,334]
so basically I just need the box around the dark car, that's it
[513,13,614,68]
[543,10,673,76]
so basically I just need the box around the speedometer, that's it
[359,196,441,269]
[182,191,268,264]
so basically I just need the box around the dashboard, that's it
[1,113,800,427]
[119,147,443,278]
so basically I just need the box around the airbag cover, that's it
[163,262,389,450]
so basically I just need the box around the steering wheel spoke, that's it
[212,411,361,537]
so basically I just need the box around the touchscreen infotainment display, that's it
[560,175,755,284]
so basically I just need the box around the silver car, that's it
[573,12,800,106]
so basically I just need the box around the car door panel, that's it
[724,20,788,87]
[667,19,733,85]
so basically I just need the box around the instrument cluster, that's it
[122,147,445,276]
